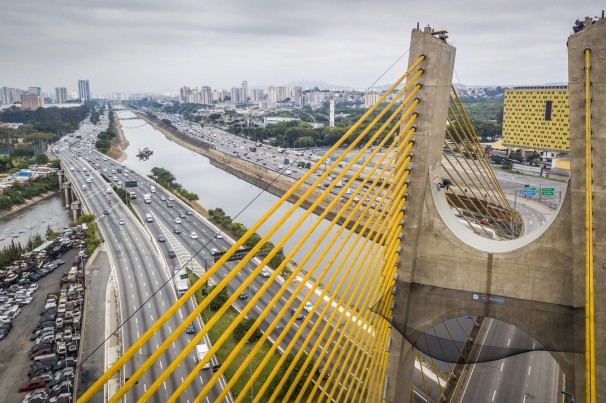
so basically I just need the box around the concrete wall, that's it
[567,16,606,402]
[388,20,606,402]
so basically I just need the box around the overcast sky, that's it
[1,0,603,95]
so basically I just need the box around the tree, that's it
[208,284,229,311]
[267,353,314,398]
[150,167,176,187]
[233,317,263,342]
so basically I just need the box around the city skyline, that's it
[1,0,602,94]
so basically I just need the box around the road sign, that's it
[125,181,138,188]
[522,187,536,196]
[213,247,253,263]
[541,187,555,196]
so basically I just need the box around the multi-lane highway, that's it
[56,117,230,402]
[57,115,375,401]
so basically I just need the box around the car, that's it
[185,324,195,334]
[118,218,125,225]
[18,378,47,392]
[186,210,193,215]
[168,250,177,258]
[303,301,313,312]
[179,212,186,218]
[238,292,249,300]
[174,227,181,234]
[216,233,223,239]
[175,217,182,224]
[23,389,48,402]
[167,202,174,208]
[190,232,198,239]
[158,235,166,242]
[168,196,175,201]
[260,269,271,278]
[290,309,304,320]
[160,196,166,201]
[103,210,109,215]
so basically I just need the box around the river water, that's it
[117,111,379,306]
[0,193,72,250]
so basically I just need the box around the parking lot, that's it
[0,247,78,402]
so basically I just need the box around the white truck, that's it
[195,343,211,369]
[175,274,190,297]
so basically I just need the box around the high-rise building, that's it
[1,87,21,105]
[502,85,569,152]
[78,80,91,102]
[293,87,303,107]
[230,87,241,104]
[241,80,248,103]
[249,89,265,102]
[180,86,191,103]
[364,92,381,108]
[28,87,42,96]
[20,94,44,110]
[55,87,68,103]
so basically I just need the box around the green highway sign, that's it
[541,187,555,196]
[523,187,536,196]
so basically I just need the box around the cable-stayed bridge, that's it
[75,18,605,403]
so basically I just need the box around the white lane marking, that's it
[500,362,504,372]
[528,365,531,375]
[491,390,496,401]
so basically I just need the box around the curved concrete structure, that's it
[387,19,606,403]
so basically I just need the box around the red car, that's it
[18,378,47,392]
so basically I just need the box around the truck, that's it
[150,185,156,193]
[175,274,190,297]
[195,343,211,369]
[129,191,137,199]
[297,161,306,168]
[143,194,151,204]
[283,158,290,165]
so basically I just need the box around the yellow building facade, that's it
[502,85,569,151]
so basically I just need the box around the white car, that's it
[260,269,271,278]
[175,217,182,224]
[216,233,223,239]
[168,196,175,201]
[304,301,313,312]
[190,232,198,239]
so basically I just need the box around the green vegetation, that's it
[0,105,90,172]
[149,167,200,205]
[233,317,263,343]
[161,118,173,127]
[207,208,286,270]
[0,105,89,136]
[0,235,45,268]
[114,187,132,207]
[188,272,312,402]
[90,111,100,124]
[77,214,101,256]
[0,175,59,210]
[95,110,117,153]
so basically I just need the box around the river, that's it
[0,193,72,250]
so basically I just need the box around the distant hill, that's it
[287,80,347,90]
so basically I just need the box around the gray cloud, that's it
[0,0,602,94]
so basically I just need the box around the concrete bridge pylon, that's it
[386,19,606,403]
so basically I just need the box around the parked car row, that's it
[21,263,86,401]
[0,282,42,341]
[0,226,86,290]
[0,228,85,343]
